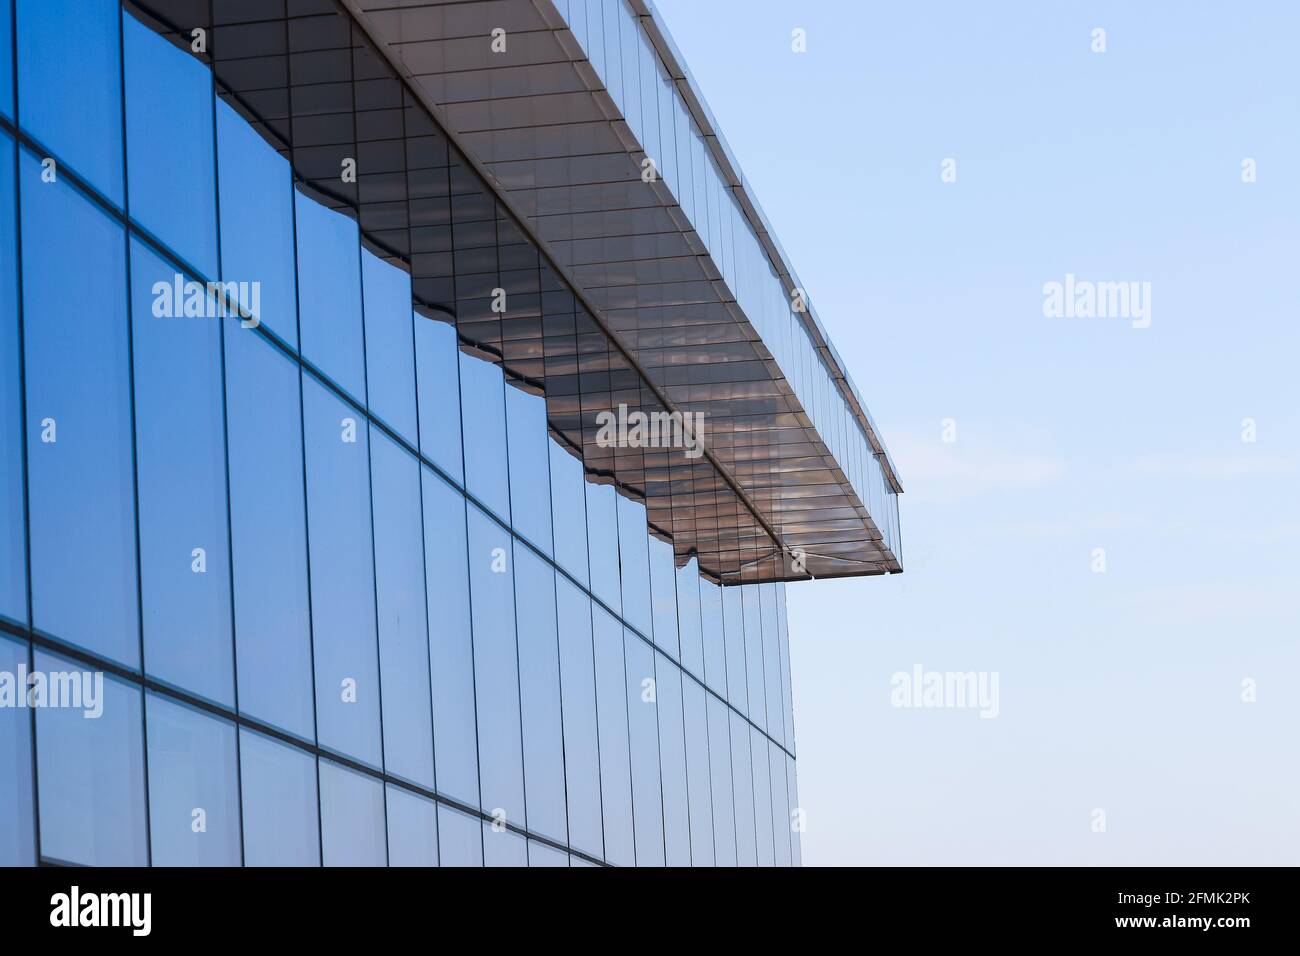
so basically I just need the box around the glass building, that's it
[0,0,901,866]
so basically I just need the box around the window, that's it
[616,495,651,635]
[751,726,775,866]
[514,545,567,843]
[593,606,633,865]
[122,14,217,276]
[320,760,387,866]
[421,469,478,806]
[413,315,462,482]
[459,352,510,520]
[0,0,11,120]
[624,633,664,865]
[761,584,784,745]
[131,238,233,706]
[548,438,589,587]
[743,587,767,731]
[361,249,417,442]
[437,805,483,867]
[35,650,147,866]
[385,785,439,867]
[145,694,240,866]
[699,576,726,697]
[706,694,736,865]
[555,576,602,859]
[787,754,802,867]
[0,635,35,865]
[770,741,792,867]
[527,840,569,867]
[682,678,714,866]
[722,585,747,715]
[239,728,319,867]
[224,325,314,740]
[778,583,796,749]
[0,132,23,625]
[505,383,553,555]
[648,534,678,658]
[730,711,757,866]
[676,555,704,678]
[21,149,137,668]
[370,431,434,788]
[466,505,525,826]
[215,99,297,347]
[585,481,621,613]
[482,824,528,867]
[16,0,123,205]
[295,191,365,399]
[656,661,691,866]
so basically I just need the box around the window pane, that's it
[778,583,796,750]
[585,482,620,613]
[131,239,233,705]
[556,576,602,858]
[722,585,747,715]
[361,249,417,442]
[414,315,462,483]
[482,824,528,867]
[0,635,35,865]
[225,326,313,740]
[122,13,216,276]
[466,505,524,825]
[505,383,553,554]
[421,469,478,806]
[787,755,802,866]
[743,587,767,731]
[239,728,319,866]
[35,650,147,865]
[16,0,123,205]
[0,132,23,625]
[682,678,714,866]
[676,556,704,678]
[700,576,726,697]
[616,496,651,636]
[216,99,297,347]
[548,437,588,587]
[761,584,784,745]
[648,534,678,658]
[625,633,664,866]
[145,694,240,866]
[295,191,364,398]
[770,741,792,867]
[515,545,566,842]
[437,804,483,866]
[593,606,633,865]
[730,711,757,866]
[320,760,387,866]
[21,150,137,667]
[751,726,775,866]
[459,352,510,520]
[528,840,568,867]
[706,694,736,865]
[656,661,690,866]
[385,784,438,867]
[371,431,434,788]
[0,0,10,120]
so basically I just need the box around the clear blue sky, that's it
[654,0,1300,865]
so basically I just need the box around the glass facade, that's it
[0,0,802,866]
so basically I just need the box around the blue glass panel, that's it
[320,760,387,866]
[0,0,11,119]
[122,14,217,276]
[215,99,297,347]
[459,353,510,520]
[0,635,35,865]
[722,585,747,715]
[585,482,620,613]
[145,694,240,866]
[35,650,147,865]
[514,545,566,842]
[655,661,690,866]
[224,325,313,739]
[370,431,434,788]
[548,438,588,587]
[414,316,462,483]
[699,576,726,697]
[616,495,651,635]
[682,678,714,866]
[777,583,796,750]
[751,726,775,866]
[421,469,478,806]
[676,556,704,678]
[730,711,757,866]
[555,576,602,858]
[505,383,553,554]
[592,606,633,865]
[625,633,664,866]
[466,505,525,825]
[528,840,569,867]
[761,584,784,744]
[770,741,792,867]
[483,824,528,867]
[21,150,137,667]
[361,250,417,442]
[295,191,364,398]
[743,587,767,729]
[706,694,736,865]
[131,239,233,705]
[437,805,483,866]
[0,133,22,625]
[787,755,802,867]
[16,0,123,205]
[239,728,319,866]
[385,784,438,867]
[648,535,677,658]
[303,374,380,766]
